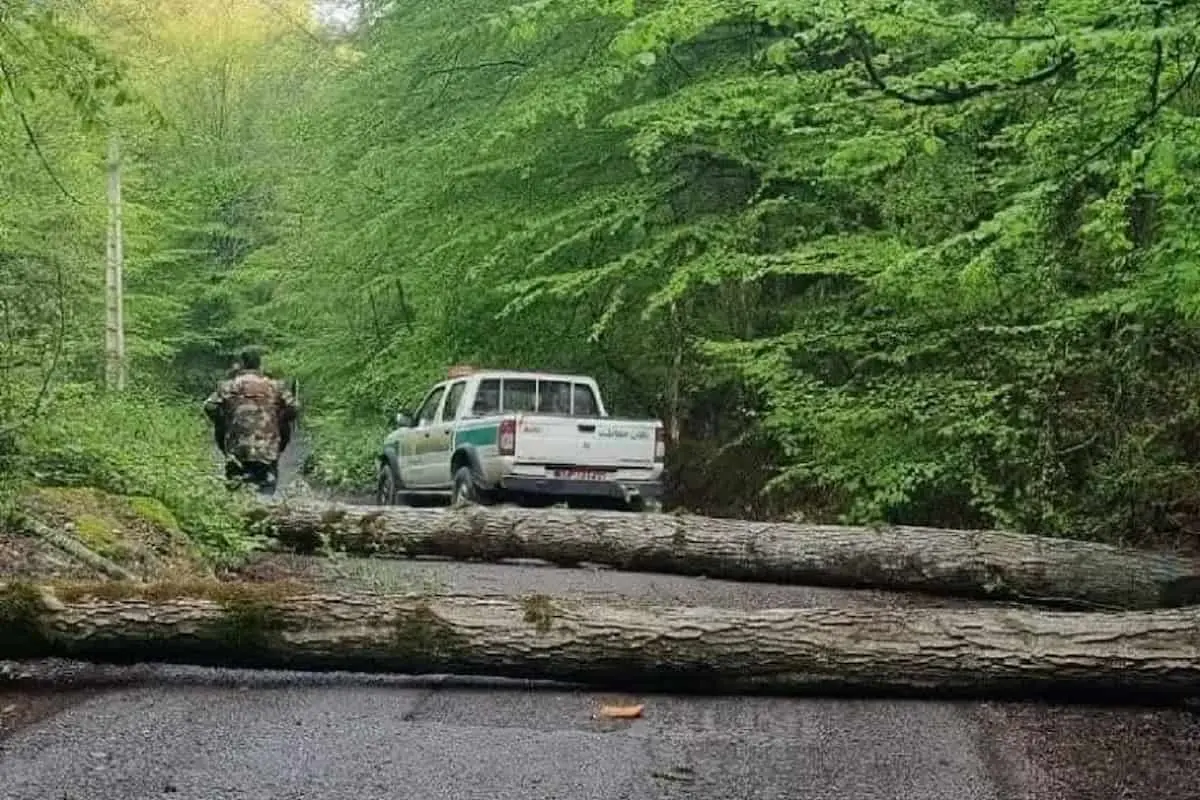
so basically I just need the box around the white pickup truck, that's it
[374,369,666,511]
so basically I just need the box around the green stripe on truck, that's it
[455,424,499,448]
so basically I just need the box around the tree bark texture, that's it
[258,502,1200,611]
[2,580,1199,701]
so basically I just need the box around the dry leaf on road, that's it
[596,703,645,719]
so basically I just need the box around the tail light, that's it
[654,426,665,462]
[498,418,516,456]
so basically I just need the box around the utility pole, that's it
[104,134,126,391]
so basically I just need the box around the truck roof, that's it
[443,369,597,384]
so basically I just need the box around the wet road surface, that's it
[1,556,1006,800]
[0,679,999,800]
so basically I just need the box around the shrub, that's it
[300,408,378,492]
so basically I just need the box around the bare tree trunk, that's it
[3,580,1200,701]
[104,134,126,392]
[259,501,1200,611]
[665,301,684,445]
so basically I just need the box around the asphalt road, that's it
[0,557,1007,800]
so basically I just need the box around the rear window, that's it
[536,380,572,414]
[502,379,537,412]
[572,384,598,416]
[469,377,600,416]
[443,380,467,421]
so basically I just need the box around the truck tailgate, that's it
[514,415,657,468]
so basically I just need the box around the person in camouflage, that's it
[207,359,244,452]
[203,349,299,491]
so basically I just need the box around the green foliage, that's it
[7,0,1200,550]
[19,386,251,558]
[247,0,1200,544]
[0,6,114,440]
[0,2,260,563]
[301,409,379,491]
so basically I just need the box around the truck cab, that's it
[375,368,665,512]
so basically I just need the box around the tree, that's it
[4,579,1200,701]
[0,2,263,555]
[68,0,334,395]
[261,501,1200,610]
[256,0,1200,542]
[0,0,125,442]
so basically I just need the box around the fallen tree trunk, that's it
[257,501,1200,611]
[2,580,1199,701]
[21,518,140,582]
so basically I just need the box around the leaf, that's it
[596,703,645,719]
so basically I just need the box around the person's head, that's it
[238,349,262,371]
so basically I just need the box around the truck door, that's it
[424,379,467,488]
[404,383,446,487]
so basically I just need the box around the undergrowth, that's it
[300,409,378,492]
[14,383,254,561]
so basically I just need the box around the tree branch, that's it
[1063,52,1200,177]
[0,256,66,438]
[424,59,529,77]
[883,11,1060,43]
[850,27,1076,106]
[0,53,82,204]
[1146,12,1165,110]
[262,0,327,47]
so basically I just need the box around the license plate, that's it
[552,469,609,481]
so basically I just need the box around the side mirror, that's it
[393,412,413,428]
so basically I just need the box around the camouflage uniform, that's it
[203,369,299,480]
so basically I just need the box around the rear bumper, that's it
[498,475,663,501]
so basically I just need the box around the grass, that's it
[19,486,210,575]
[14,383,256,562]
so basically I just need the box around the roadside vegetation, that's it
[2,0,1199,560]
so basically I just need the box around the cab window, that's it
[442,380,467,422]
[535,380,572,414]
[472,379,500,415]
[415,385,446,427]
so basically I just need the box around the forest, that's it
[2,0,1199,556]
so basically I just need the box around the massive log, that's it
[2,580,1199,701]
[257,501,1200,611]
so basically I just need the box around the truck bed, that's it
[511,414,658,468]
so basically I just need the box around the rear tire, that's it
[452,465,494,507]
[375,461,406,506]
